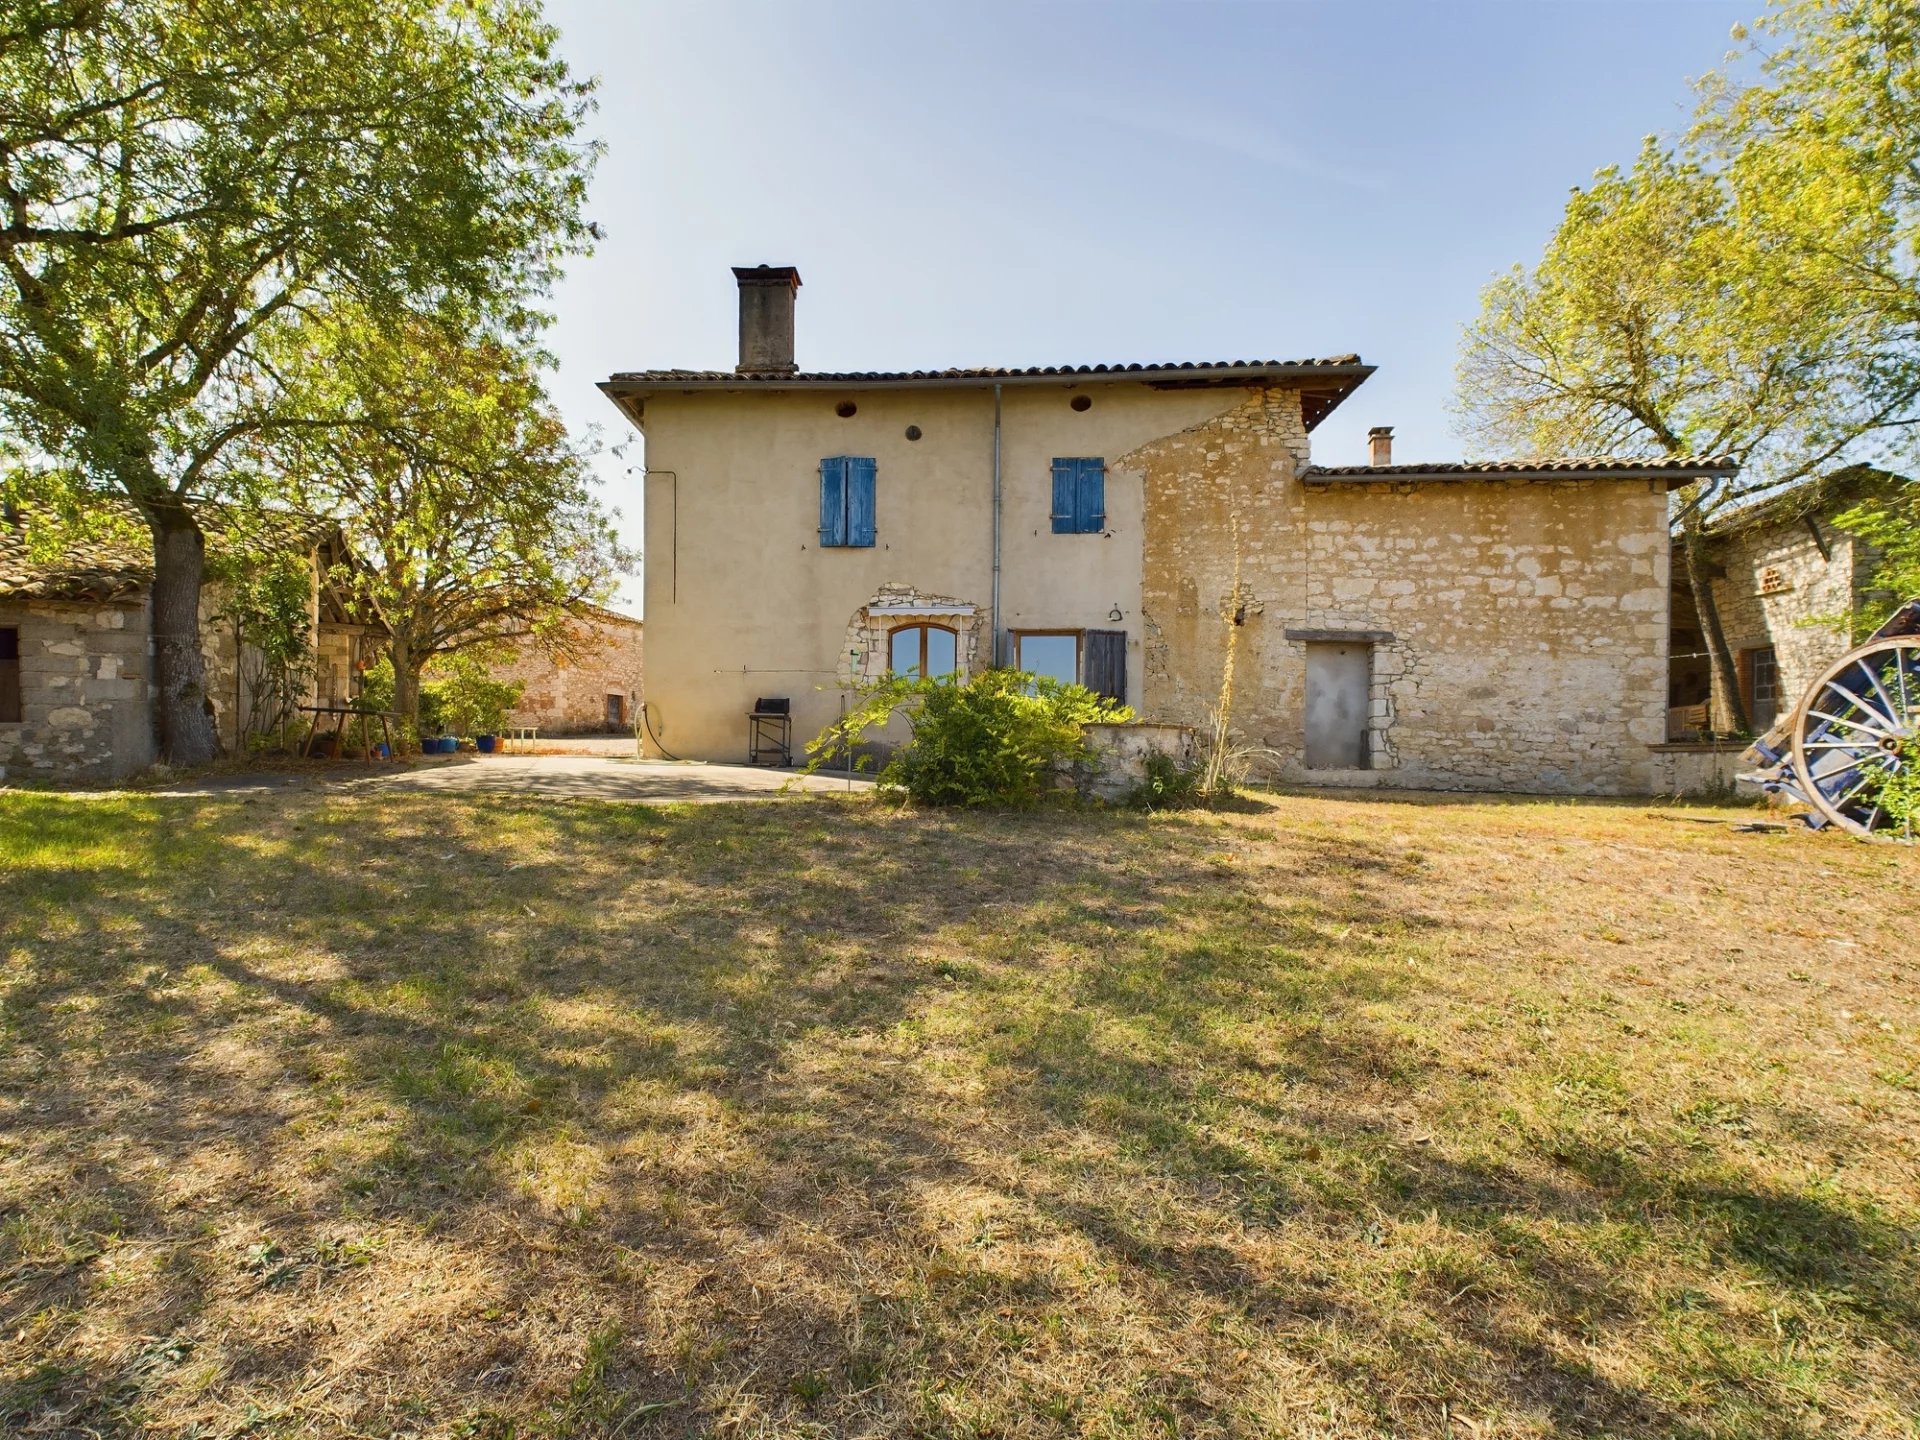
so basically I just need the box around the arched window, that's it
[889,623,958,678]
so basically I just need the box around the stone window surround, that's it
[841,587,986,686]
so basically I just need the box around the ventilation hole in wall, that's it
[904,425,922,441]
[1070,395,1092,412]
[835,401,857,418]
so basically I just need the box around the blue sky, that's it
[543,0,1758,614]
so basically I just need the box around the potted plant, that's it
[420,652,523,758]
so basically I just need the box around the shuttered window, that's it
[819,456,877,547]
[0,627,20,724]
[1050,458,1106,534]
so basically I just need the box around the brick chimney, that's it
[1368,426,1394,466]
[732,265,801,374]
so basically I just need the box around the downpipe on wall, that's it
[991,383,1003,666]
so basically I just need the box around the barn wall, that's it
[498,611,645,734]
[1132,388,1671,795]
[0,597,155,783]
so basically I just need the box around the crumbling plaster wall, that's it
[0,598,155,782]
[1132,387,1671,795]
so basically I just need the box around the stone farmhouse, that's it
[1669,467,1908,740]
[0,509,381,783]
[494,603,644,734]
[601,266,1737,795]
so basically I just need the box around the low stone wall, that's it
[0,597,155,783]
[1644,741,1749,799]
[1079,721,1199,802]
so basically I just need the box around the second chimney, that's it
[733,264,801,374]
[1368,425,1394,466]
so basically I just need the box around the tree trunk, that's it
[1681,515,1750,735]
[390,633,424,751]
[141,496,222,766]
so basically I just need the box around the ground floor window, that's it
[889,623,958,679]
[1741,645,1780,731]
[0,626,20,723]
[1012,630,1080,687]
[606,693,626,728]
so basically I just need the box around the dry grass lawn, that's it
[0,787,1916,1439]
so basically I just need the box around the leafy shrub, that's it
[803,669,1131,807]
[1833,483,1919,638]
[421,650,524,738]
[1859,760,1920,839]
[1127,748,1204,809]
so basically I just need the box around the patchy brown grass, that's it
[0,787,1915,1439]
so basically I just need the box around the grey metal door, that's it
[1305,642,1370,769]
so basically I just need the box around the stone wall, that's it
[1705,516,1863,731]
[1132,388,1671,795]
[498,609,644,734]
[0,597,155,782]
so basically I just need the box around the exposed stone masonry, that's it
[1130,386,1672,795]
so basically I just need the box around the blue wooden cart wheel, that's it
[1787,635,1920,838]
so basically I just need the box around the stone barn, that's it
[494,604,644,734]
[1,510,381,783]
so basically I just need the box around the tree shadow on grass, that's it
[0,792,1913,1438]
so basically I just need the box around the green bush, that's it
[804,669,1131,807]
[421,650,524,739]
[1127,748,1205,810]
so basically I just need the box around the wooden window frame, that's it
[1011,628,1083,684]
[1740,644,1779,730]
[0,625,20,725]
[888,622,960,679]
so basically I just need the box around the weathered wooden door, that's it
[1083,629,1127,704]
[1304,642,1370,769]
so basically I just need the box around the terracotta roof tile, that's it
[607,357,1366,385]
[1302,455,1740,484]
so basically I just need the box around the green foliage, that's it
[264,310,632,732]
[1127,749,1205,810]
[1860,763,1920,839]
[1833,481,1920,636]
[421,649,524,739]
[207,538,317,741]
[0,0,597,761]
[802,669,1132,807]
[1699,1,1920,475]
[1454,138,1885,491]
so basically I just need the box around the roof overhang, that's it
[599,360,1374,433]
[1302,458,1740,490]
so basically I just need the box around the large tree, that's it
[267,311,631,739]
[1455,136,1900,732]
[1702,0,1920,455]
[0,0,594,762]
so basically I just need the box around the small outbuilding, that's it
[1,509,382,783]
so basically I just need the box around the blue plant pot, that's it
[476,735,497,754]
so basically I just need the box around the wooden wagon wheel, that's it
[1788,635,1920,838]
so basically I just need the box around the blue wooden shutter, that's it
[1050,459,1075,533]
[847,456,877,546]
[1077,459,1106,532]
[819,457,847,546]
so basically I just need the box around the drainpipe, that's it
[991,384,1003,666]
